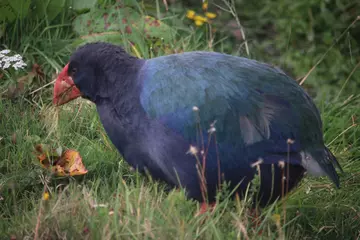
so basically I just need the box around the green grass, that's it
[1,0,360,239]
[0,92,359,239]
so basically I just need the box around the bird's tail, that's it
[301,147,343,188]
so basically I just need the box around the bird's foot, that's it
[195,202,216,217]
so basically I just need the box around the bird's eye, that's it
[71,67,77,75]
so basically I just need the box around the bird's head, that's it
[53,42,138,105]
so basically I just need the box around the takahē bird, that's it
[53,42,342,212]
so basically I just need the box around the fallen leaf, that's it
[35,144,57,168]
[35,144,88,176]
[56,150,88,176]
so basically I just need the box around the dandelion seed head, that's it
[287,138,295,144]
[192,106,199,111]
[278,161,285,169]
[208,127,216,133]
[251,158,264,168]
[186,145,198,155]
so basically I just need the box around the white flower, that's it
[13,61,27,70]
[0,49,10,55]
[0,49,27,70]
[2,61,11,69]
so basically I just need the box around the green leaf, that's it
[134,16,175,42]
[72,4,175,45]
[32,0,67,22]
[0,1,17,22]
[7,0,31,19]
[71,0,97,11]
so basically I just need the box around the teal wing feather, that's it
[138,51,341,185]
[140,52,319,145]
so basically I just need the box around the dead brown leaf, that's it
[35,144,88,176]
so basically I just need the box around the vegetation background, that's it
[0,0,359,239]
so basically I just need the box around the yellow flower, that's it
[194,20,205,27]
[186,10,196,20]
[271,214,281,224]
[195,20,205,27]
[42,192,50,201]
[194,15,207,23]
[205,12,217,19]
[202,2,208,11]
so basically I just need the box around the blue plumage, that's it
[57,42,342,206]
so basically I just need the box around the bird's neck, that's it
[94,57,147,152]
[94,58,145,105]
[96,97,147,155]
[103,54,144,78]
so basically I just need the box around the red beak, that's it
[53,64,82,105]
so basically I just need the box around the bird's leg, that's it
[249,208,260,225]
[195,202,217,217]
[249,207,263,235]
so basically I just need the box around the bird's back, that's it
[141,51,323,149]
